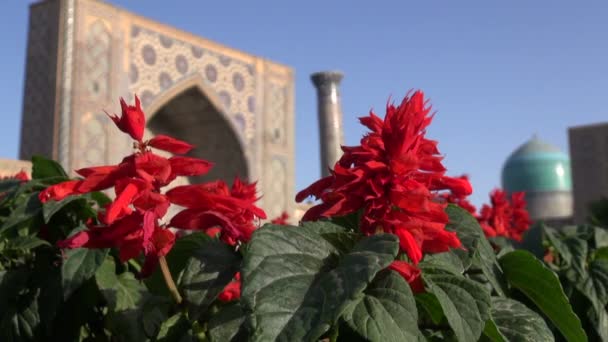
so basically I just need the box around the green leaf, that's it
[329,210,362,231]
[422,272,491,342]
[208,302,247,342]
[31,155,68,180]
[242,224,399,342]
[61,248,108,300]
[300,221,360,253]
[593,247,608,261]
[42,195,87,223]
[88,191,112,207]
[96,258,147,311]
[0,194,42,235]
[179,239,240,318]
[146,232,211,297]
[483,319,507,342]
[573,259,608,341]
[543,225,573,266]
[499,250,587,342]
[342,270,421,342]
[486,297,554,342]
[415,292,444,325]
[6,236,49,250]
[0,291,40,342]
[420,251,465,275]
[446,205,506,296]
[156,313,195,342]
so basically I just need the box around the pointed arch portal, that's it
[147,86,249,185]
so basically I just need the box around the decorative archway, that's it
[145,77,250,185]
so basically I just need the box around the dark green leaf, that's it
[88,191,112,207]
[242,224,399,342]
[483,319,507,342]
[208,302,247,342]
[156,313,195,342]
[42,195,87,223]
[543,225,573,266]
[6,236,49,250]
[415,292,444,325]
[422,272,491,342]
[329,210,362,231]
[593,247,608,261]
[342,270,421,342]
[96,258,147,311]
[0,194,42,235]
[179,239,240,318]
[487,297,554,342]
[0,290,40,342]
[499,250,586,342]
[420,251,465,275]
[446,205,506,296]
[146,232,211,297]
[31,155,68,180]
[300,221,360,253]
[61,248,108,300]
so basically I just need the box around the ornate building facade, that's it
[17,0,296,220]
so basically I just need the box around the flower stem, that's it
[159,255,182,304]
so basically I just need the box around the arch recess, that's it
[143,74,251,185]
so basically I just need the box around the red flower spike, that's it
[296,90,469,264]
[106,96,146,142]
[148,135,194,154]
[169,177,266,245]
[388,261,424,293]
[476,189,531,242]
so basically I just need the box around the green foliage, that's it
[500,250,586,342]
[341,270,420,342]
[0,156,594,341]
[484,297,554,342]
[541,223,608,341]
[242,224,399,341]
[179,239,240,319]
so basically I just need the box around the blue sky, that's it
[1,1,607,207]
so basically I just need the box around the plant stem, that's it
[159,255,182,304]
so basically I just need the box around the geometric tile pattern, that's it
[129,26,257,142]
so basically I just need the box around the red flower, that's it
[106,95,146,142]
[218,272,241,302]
[388,261,424,293]
[438,175,477,214]
[168,178,267,246]
[45,96,211,277]
[148,135,194,154]
[296,91,470,264]
[271,211,289,225]
[477,189,531,241]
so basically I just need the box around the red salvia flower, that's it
[477,189,531,241]
[168,178,267,246]
[42,96,211,277]
[296,90,471,268]
[106,95,146,142]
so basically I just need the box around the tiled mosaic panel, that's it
[129,26,256,142]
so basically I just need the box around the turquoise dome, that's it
[501,136,572,193]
